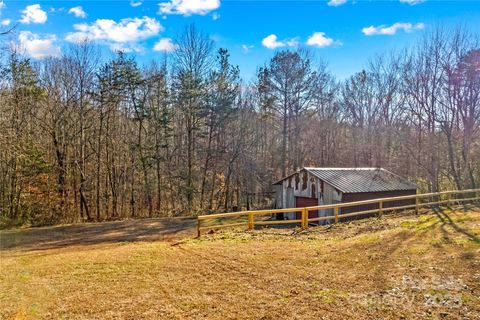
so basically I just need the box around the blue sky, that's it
[1,0,480,81]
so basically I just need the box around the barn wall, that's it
[341,190,417,218]
[319,182,342,218]
[286,170,316,198]
[279,170,320,219]
[276,170,343,201]
[274,184,283,209]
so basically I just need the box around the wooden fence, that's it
[196,188,480,237]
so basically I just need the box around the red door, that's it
[295,197,319,220]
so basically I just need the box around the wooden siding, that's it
[295,197,318,219]
[340,190,417,218]
[281,170,320,219]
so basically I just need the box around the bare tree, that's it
[172,25,213,214]
[1,24,479,226]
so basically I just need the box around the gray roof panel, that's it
[303,167,417,193]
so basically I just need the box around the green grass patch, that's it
[356,234,381,243]
[315,289,348,303]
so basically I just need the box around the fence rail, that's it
[196,188,480,237]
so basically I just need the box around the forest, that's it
[0,25,479,226]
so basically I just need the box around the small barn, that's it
[273,167,417,222]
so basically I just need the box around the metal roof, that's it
[275,167,417,193]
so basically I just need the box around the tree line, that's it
[0,25,479,226]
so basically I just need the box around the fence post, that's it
[301,209,305,229]
[415,197,419,214]
[378,201,383,217]
[304,208,309,229]
[334,207,339,224]
[301,208,309,229]
[197,217,201,238]
[248,212,254,230]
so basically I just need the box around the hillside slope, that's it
[1,207,479,319]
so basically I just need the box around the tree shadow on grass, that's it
[342,205,479,303]
[433,205,480,244]
[0,217,197,252]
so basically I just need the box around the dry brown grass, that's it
[1,207,479,319]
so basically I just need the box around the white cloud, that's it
[399,0,425,5]
[327,0,347,7]
[0,1,5,11]
[153,38,178,52]
[262,34,298,50]
[158,0,220,16]
[212,12,220,20]
[306,32,341,48]
[17,31,61,59]
[241,44,254,53]
[362,22,425,36]
[1,19,10,26]
[130,0,143,7]
[68,6,86,18]
[20,4,47,24]
[66,16,162,44]
[262,34,284,49]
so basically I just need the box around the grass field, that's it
[1,207,479,319]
